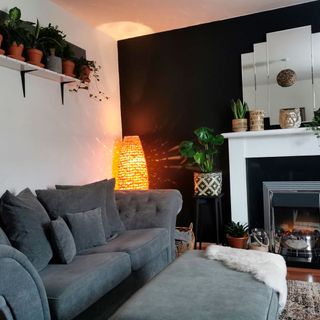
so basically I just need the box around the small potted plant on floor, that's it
[231,98,249,132]
[179,127,224,196]
[225,221,249,249]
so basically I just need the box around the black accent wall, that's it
[118,1,320,237]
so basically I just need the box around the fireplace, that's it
[263,182,320,267]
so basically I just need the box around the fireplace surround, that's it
[223,127,320,224]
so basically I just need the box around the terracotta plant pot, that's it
[227,234,248,249]
[7,42,25,61]
[232,119,247,132]
[79,65,91,83]
[0,34,5,55]
[27,48,44,67]
[62,59,75,77]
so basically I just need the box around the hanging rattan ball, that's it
[276,69,297,87]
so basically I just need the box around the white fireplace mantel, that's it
[222,127,320,224]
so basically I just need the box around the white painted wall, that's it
[0,0,122,194]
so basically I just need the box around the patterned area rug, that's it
[280,280,320,320]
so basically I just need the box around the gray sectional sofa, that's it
[0,183,182,320]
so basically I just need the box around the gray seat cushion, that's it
[39,252,131,320]
[80,228,169,271]
[111,250,279,320]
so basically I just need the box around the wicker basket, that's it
[175,223,195,257]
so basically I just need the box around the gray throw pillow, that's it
[56,178,125,235]
[0,189,53,271]
[36,182,112,239]
[66,208,106,252]
[50,217,76,264]
[0,227,11,246]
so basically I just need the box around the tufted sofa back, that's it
[115,189,182,262]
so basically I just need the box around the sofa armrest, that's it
[115,189,182,262]
[0,245,50,320]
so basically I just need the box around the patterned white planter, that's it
[194,172,222,196]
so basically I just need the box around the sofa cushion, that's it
[66,208,106,252]
[50,217,76,264]
[0,227,11,246]
[39,252,131,320]
[56,178,125,235]
[80,228,169,271]
[0,189,53,271]
[36,182,112,240]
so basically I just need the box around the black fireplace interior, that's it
[246,156,320,228]
[271,192,320,266]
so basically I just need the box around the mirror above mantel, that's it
[241,25,320,126]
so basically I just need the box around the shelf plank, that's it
[0,54,80,84]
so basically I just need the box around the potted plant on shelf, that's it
[25,19,44,67]
[0,33,5,55]
[225,221,249,249]
[1,7,33,61]
[179,127,224,196]
[61,42,76,77]
[40,23,66,73]
[231,98,249,132]
[69,57,109,102]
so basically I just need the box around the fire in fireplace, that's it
[263,181,320,267]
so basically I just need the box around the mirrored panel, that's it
[242,26,317,126]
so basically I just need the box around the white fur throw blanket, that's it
[205,245,287,311]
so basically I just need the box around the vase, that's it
[0,34,5,55]
[226,234,248,249]
[249,110,264,131]
[232,119,247,132]
[7,42,25,61]
[27,48,44,67]
[279,108,301,129]
[62,59,75,77]
[194,172,222,197]
[47,48,62,73]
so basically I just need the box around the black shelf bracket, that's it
[20,69,37,97]
[60,81,77,105]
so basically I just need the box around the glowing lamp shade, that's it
[117,136,149,190]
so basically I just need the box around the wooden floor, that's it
[197,242,320,283]
[287,267,320,282]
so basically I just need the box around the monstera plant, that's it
[179,127,224,196]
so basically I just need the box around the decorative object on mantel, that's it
[279,107,301,129]
[179,127,224,196]
[276,68,297,87]
[0,33,5,55]
[231,99,248,132]
[249,109,264,131]
[225,221,249,249]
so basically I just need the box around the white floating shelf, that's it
[0,54,80,104]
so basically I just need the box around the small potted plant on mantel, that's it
[179,127,224,197]
[231,98,249,132]
[225,221,249,249]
